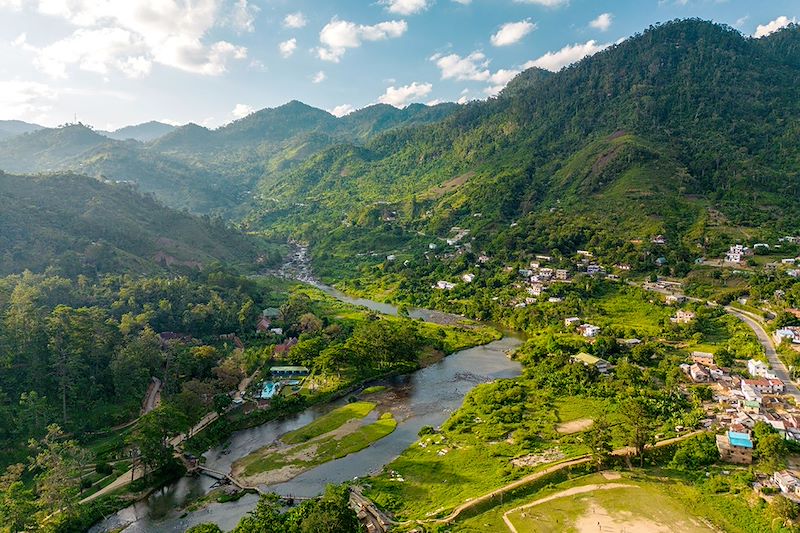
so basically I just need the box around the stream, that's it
[90,259,523,532]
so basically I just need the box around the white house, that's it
[748,359,776,379]
[434,280,456,290]
[461,273,475,283]
[725,244,750,264]
[578,324,601,338]
[564,317,581,327]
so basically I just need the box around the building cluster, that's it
[563,317,601,338]
[775,327,800,346]
[695,357,800,470]
[724,244,753,264]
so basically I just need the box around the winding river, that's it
[90,283,523,532]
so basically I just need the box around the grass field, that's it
[505,482,714,533]
[586,288,671,337]
[281,401,375,444]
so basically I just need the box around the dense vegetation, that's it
[0,172,273,276]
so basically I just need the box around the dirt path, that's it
[502,483,638,533]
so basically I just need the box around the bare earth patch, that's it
[574,502,673,533]
[556,418,593,434]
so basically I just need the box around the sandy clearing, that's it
[574,502,673,533]
[502,484,636,533]
[556,418,594,434]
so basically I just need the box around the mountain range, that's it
[1,19,799,278]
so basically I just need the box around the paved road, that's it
[725,306,800,400]
[141,377,162,415]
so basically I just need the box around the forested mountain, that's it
[0,102,458,215]
[0,119,42,140]
[101,121,177,142]
[0,171,270,276]
[251,20,800,274]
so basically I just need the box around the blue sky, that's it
[0,0,797,129]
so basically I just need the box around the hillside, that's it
[251,20,800,275]
[0,119,43,140]
[0,102,458,216]
[0,171,270,276]
[101,121,177,142]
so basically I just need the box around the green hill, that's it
[250,20,800,274]
[0,171,269,276]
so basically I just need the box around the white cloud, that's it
[378,82,432,107]
[523,39,610,71]
[513,0,569,6]
[734,16,749,29]
[589,13,612,32]
[317,18,407,62]
[232,103,254,118]
[484,68,520,96]
[279,38,297,58]
[452,0,471,4]
[0,80,57,120]
[22,0,248,78]
[0,0,22,10]
[283,11,307,29]
[312,70,326,83]
[491,19,536,47]
[754,16,796,38]
[430,51,490,81]
[329,104,355,117]
[380,0,429,15]
[227,0,259,32]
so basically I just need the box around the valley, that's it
[0,13,799,533]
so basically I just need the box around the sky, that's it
[0,0,797,130]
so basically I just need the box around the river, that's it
[90,280,523,532]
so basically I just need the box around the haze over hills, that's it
[100,121,177,142]
[0,101,458,214]
[0,119,43,140]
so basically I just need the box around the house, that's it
[564,317,581,327]
[527,284,544,296]
[270,365,309,378]
[742,378,784,396]
[688,363,710,382]
[571,352,611,374]
[478,254,491,264]
[272,338,298,357]
[577,250,593,257]
[725,244,751,264]
[269,327,284,336]
[692,351,714,366]
[519,269,533,277]
[577,324,601,338]
[555,269,569,281]
[652,235,667,245]
[538,268,554,280]
[716,430,754,464]
[774,471,800,496]
[434,280,456,290]
[536,254,553,262]
[672,310,696,324]
[428,243,438,250]
[256,317,272,334]
[461,273,475,283]
[586,264,603,275]
[386,254,396,262]
[748,359,776,379]
[666,295,687,305]
[775,328,800,345]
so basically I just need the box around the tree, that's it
[770,494,799,526]
[0,463,38,533]
[754,421,788,472]
[298,485,362,533]
[669,434,719,470]
[128,405,188,474]
[186,524,224,533]
[233,493,287,533]
[587,416,613,471]
[620,397,655,466]
[110,327,161,401]
[28,424,83,515]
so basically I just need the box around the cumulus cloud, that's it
[0,80,57,120]
[21,0,248,78]
[430,51,490,81]
[491,19,536,46]
[378,82,432,107]
[589,13,612,32]
[0,0,22,10]
[312,70,326,83]
[283,11,307,29]
[232,103,254,118]
[380,0,429,15]
[329,104,355,117]
[317,18,407,62]
[754,16,796,38]
[513,0,569,6]
[484,69,520,96]
[227,0,259,32]
[523,40,610,71]
[279,38,297,58]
